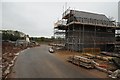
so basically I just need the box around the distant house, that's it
[16,35,30,47]
[16,39,29,47]
[25,35,30,43]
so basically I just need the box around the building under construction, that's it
[115,27,120,54]
[54,9,116,53]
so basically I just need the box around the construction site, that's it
[54,9,120,52]
[2,2,120,79]
[53,8,120,78]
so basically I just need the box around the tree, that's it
[40,37,45,41]
[51,36,55,41]
[2,30,24,41]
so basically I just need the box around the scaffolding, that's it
[115,22,120,54]
[55,9,116,53]
[54,20,66,46]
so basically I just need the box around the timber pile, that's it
[67,55,94,69]
[66,52,118,78]
[83,53,117,70]
[101,52,120,58]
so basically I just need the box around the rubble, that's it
[112,57,120,69]
[2,41,40,79]
[109,69,120,78]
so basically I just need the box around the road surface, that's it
[10,45,107,78]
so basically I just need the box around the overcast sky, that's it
[1,0,119,37]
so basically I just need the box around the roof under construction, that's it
[54,9,116,30]
[66,10,109,21]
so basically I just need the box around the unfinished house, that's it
[54,9,116,53]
